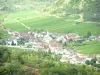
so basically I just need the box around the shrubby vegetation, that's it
[43,0,100,22]
[0,0,54,12]
[1,0,100,22]
[83,0,100,21]
[0,29,11,45]
[0,47,100,75]
[85,58,100,68]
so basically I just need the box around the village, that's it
[1,28,100,65]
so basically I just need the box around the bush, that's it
[0,47,11,62]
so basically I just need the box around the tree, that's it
[91,57,97,65]
[17,38,27,45]
[0,47,11,62]
[93,64,100,68]
[69,68,78,75]
[85,60,91,65]
[87,31,91,38]
[0,40,6,45]
[0,30,6,45]
[0,32,3,40]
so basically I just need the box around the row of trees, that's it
[85,58,100,68]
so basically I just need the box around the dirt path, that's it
[15,19,30,30]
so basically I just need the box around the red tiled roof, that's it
[19,32,33,39]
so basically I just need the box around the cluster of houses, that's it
[60,52,95,64]
[5,29,100,64]
[6,30,81,48]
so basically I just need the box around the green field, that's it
[2,10,100,36]
[77,41,100,54]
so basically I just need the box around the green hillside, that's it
[42,0,100,22]
[0,0,54,12]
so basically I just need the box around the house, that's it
[56,36,67,44]
[7,30,15,35]
[7,30,13,35]
[76,56,86,64]
[43,34,52,43]
[60,55,68,62]
[64,33,80,40]
[62,49,71,55]
[89,36,97,41]
[97,36,100,41]
[19,32,33,39]
[43,31,53,43]
[49,41,61,50]
[6,39,12,46]
[12,38,18,45]
[6,38,18,46]
[32,42,41,49]
[14,32,20,37]
[76,53,87,58]
[69,55,86,64]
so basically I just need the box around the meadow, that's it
[3,10,100,36]
[77,41,100,54]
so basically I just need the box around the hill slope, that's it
[42,0,100,22]
[0,0,54,12]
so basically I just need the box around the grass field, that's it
[2,10,100,36]
[77,41,100,54]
